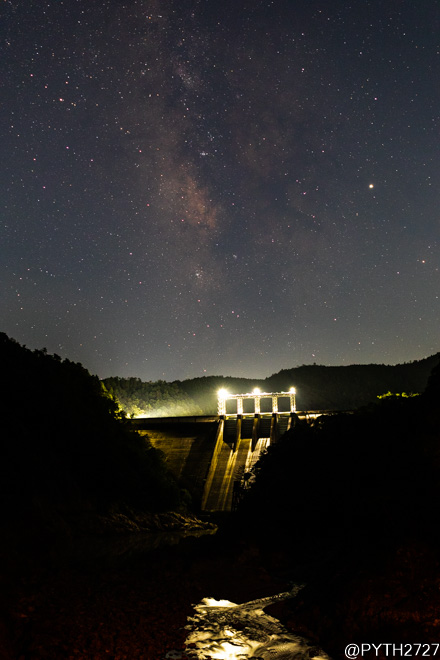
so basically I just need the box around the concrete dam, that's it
[132,413,298,512]
[132,389,314,512]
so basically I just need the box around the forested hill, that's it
[176,354,439,413]
[102,376,202,418]
[263,355,440,410]
[0,333,182,538]
[106,353,440,416]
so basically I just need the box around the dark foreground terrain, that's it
[2,525,440,660]
[0,531,285,660]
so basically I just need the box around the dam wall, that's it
[133,417,219,508]
[132,413,299,512]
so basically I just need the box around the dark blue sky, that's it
[2,0,439,381]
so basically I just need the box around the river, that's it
[177,587,330,660]
[2,527,330,659]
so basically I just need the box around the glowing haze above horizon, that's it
[2,0,439,382]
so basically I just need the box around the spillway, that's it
[132,413,298,512]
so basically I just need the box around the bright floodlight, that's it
[218,388,228,398]
[253,387,261,394]
[289,387,296,393]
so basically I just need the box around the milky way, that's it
[1,0,439,380]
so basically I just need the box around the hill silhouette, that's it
[103,354,439,416]
[174,354,439,414]
[0,333,182,545]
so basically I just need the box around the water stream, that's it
[166,585,330,660]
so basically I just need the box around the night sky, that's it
[2,0,439,382]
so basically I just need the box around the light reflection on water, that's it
[178,587,331,660]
